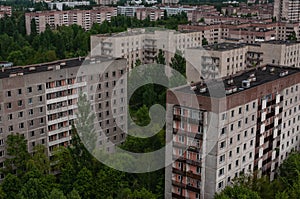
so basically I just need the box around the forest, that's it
[0,12,188,66]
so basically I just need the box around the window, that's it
[27,87,32,93]
[236,160,239,167]
[228,164,231,171]
[18,111,23,118]
[18,100,23,106]
[236,147,240,154]
[219,168,225,176]
[7,103,12,109]
[7,91,11,97]
[218,181,224,189]
[18,89,22,94]
[19,123,24,129]
[37,85,42,91]
[239,107,242,114]
[219,154,225,163]
[231,110,234,117]
[221,127,227,135]
[237,134,240,141]
[220,141,226,149]
[229,138,233,145]
[8,114,12,120]
[28,98,33,104]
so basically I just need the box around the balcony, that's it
[48,136,70,147]
[186,159,202,167]
[48,126,72,136]
[186,170,201,180]
[186,184,201,193]
[172,180,186,188]
[172,193,186,199]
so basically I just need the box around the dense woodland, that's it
[0,11,188,66]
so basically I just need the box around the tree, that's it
[215,184,261,199]
[202,37,208,46]
[170,50,186,77]
[1,173,20,199]
[18,178,49,199]
[49,188,66,199]
[135,59,142,67]
[278,152,300,186]
[75,93,96,154]
[287,31,297,41]
[73,167,94,199]
[67,189,81,199]
[26,145,50,174]
[155,49,166,65]
[3,134,30,177]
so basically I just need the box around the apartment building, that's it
[0,5,12,18]
[47,1,90,11]
[135,7,164,21]
[185,43,248,82]
[117,5,143,17]
[91,28,202,68]
[0,56,127,177]
[25,7,117,34]
[274,0,300,22]
[95,0,118,5]
[165,65,300,199]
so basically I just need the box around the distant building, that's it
[25,7,117,34]
[0,5,12,18]
[47,1,90,11]
[274,0,300,22]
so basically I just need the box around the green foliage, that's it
[75,93,96,154]
[170,50,186,77]
[215,184,261,199]
[0,13,188,65]
[155,49,166,65]
[3,134,30,177]
[216,152,300,199]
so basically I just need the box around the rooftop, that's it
[176,65,300,98]
[192,42,246,51]
[0,56,120,79]
[262,40,300,45]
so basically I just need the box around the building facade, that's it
[0,5,12,18]
[165,65,300,199]
[0,57,127,178]
[25,7,117,34]
[91,28,202,68]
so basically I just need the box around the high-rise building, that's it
[165,65,300,199]
[0,56,127,178]
[274,0,300,22]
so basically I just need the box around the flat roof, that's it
[176,65,300,98]
[191,42,246,51]
[262,40,300,45]
[0,56,122,79]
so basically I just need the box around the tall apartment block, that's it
[165,65,300,199]
[0,57,127,178]
[25,7,117,34]
[274,0,300,22]
[91,28,202,68]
